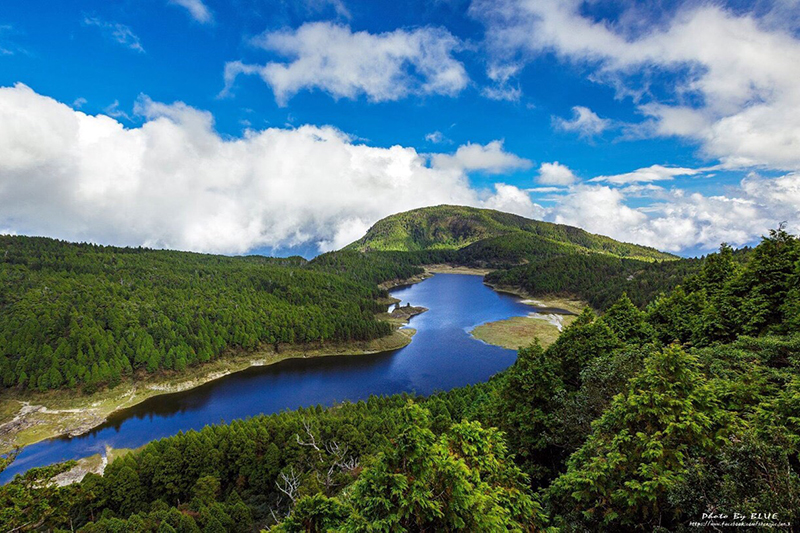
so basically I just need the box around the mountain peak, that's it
[346,205,675,261]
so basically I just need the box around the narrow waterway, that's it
[1,274,536,482]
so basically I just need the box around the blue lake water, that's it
[1,273,534,482]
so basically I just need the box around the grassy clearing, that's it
[0,400,22,426]
[424,264,494,276]
[471,314,577,350]
[486,283,589,314]
[518,296,587,315]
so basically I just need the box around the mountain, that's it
[345,205,675,262]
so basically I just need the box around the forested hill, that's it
[345,205,675,261]
[0,236,392,393]
[0,206,709,395]
[3,228,799,532]
[331,204,693,310]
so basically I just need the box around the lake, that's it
[1,273,535,482]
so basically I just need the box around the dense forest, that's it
[486,253,700,310]
[0,207,684,395]
[3,227,799,531]
[0,237,393,392]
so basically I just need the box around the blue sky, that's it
[1,0,799,257]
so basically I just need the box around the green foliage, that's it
[734,227,799,336]
[599,293,655,344]
[0,236,392,391]
[490,341,564,482]
[547,346,734,529]
[346,205,673,261]
[548,309,621,388]
[343,403,542,532]
[269,494,350,533]
[486,253,698,310]
[669,429,800,527]
[4,225,800,532]
[645,286,706,345]
[549,345,649,457]
[309,249,453,286]
[0,461,77,531]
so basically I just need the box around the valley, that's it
[0,206,671,455]
[4,206,798,531]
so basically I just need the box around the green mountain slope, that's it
[0,236,392,393]
[345,205,675,261]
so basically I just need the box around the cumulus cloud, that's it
[549,173,800,252]
[222,22,468,105]
[169,0,213,24]
[0,84,541,254]
[589,165,703,185]
[536,161,576,186]
[473,0,800,170]
[553,106,610,137]
[483,183,546,219]
[83,17,144,53]
[430,140,532,174]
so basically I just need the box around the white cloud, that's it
[6,86,799,255]
[483,183,545,219]
[549,173,800,252]
[589,165,702,185]
[317,217,371,252]
[425,131,448,144]
[473,1,800,170]
[0,84,541,254]
[482,84,522,102]
[222,22,468,105]
[482,62,522,101]
[553,106,610,137]
[526,186,566,194]
[169,0,213,24]
[72,97,87,109]
[553,185,647,241]
[220,61,262,98]
[536,161,576,186]
[740,172,800,217]
[103,100,132,121]
[430,140,532,174]
[83,17,144,53]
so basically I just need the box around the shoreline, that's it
[483,282,589,315]
[382,265,588,352]
[470,314,578,350]
[0,264,579,458]
[379,264,491,291]
[0,309,424,456]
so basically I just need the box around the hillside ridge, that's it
[345,204,675,261]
